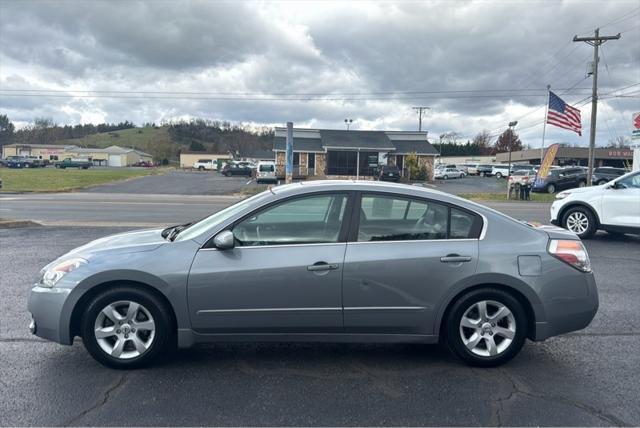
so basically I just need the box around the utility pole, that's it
[573,28,621,185]
[344,118,353,130]
[506,121,518,200]
[412,106,430,132]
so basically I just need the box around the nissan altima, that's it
[28,181,598,368]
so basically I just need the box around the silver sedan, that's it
[28,181,598,368]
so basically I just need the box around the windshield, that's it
[174,191,271,242]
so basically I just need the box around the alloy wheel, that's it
[566,211,589,234]
[94,300,156,359]
[459,300,516,357]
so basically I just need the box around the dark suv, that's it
[221,162,253,177]
[591,167,627,185]
[378,165,401,182]
[532,167,587,193]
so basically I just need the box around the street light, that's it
[344,118,353,130]
[506,121,518,199]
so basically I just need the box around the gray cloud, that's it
[1,0,638,146]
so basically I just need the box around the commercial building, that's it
[273,127,438,179]
[179,152,229,168]
[2,143,153,167]
[495,147,634,168]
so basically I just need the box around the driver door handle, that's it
[307,262,339,271]
[440,254,472,263]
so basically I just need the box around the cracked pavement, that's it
[1,224,639,426]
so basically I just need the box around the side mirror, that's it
[213,230,235,250]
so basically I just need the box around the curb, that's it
[0,219,42,229]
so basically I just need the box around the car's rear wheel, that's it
[445,288,527,367]
[578,180,586,188]
[546,183,556,193]
[443,175,448,180]
[562,206,597,239]
[81,286,174,369]
[198,166,204,171]
[495,172,503,179]
[597,179,608,185]
[480,171,486,177]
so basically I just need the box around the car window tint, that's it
[233,194,347,246]
[358,195,447,241]
[450,208,476,239]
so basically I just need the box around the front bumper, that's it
[533,272,599,341]
[27,285,74,345]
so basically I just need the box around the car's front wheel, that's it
[546,183,556,193]
[445,288,527,367]
[562,206,597,239]
[81,286,174,369]
[495,172,502,179]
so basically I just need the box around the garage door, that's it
[108,155,122,167]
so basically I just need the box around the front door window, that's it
[233,193,348,246]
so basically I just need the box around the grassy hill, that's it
[58,126,178,162]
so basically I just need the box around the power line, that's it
[0,92,595,101]
[598,6,640,29]
[0,87,593,97]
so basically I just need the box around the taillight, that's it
[548,239,591,272]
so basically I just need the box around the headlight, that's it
[556,192,570,200]
[41,258,87,288]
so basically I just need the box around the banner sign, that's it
[632,112,640,140]
[534,143,559,187]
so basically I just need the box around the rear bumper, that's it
[533,272,599,341]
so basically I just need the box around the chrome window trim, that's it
[347,238,478,245]
[199,242,346,251]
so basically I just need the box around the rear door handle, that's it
[440,255,472,263]
[307,262,339,272]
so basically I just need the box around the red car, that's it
[132,161,155,167]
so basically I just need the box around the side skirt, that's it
[177,329,439,348]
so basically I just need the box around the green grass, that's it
[0,168,167,192]
[238,185,270,196]
[457,192,556,202]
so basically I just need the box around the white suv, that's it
[550,170,640,239]
[193,159,217,171]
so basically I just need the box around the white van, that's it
[256,161,277,184]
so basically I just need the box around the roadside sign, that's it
[534,143,559,186]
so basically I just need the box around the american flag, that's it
[547,91,582,136]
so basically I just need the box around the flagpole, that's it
[540,84,551,165]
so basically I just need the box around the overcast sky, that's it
[1,0,638,147]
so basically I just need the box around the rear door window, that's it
[357,194,482,242]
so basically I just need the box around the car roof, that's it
[270,180,457,201]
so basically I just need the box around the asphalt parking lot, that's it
[1,222,639,426]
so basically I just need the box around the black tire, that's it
[445,288,527,367]
[597,179,608,185]
[561,206,597,239]
[198,166,204,171]
[480,171,486,177]
[443,175,448,180]
[546,183,556,193]
[578,180,586,188]
[81,286,174,369]
[495,172,502,179]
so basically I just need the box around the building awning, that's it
[273,128,438,156]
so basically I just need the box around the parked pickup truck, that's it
[55,158,92,169]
